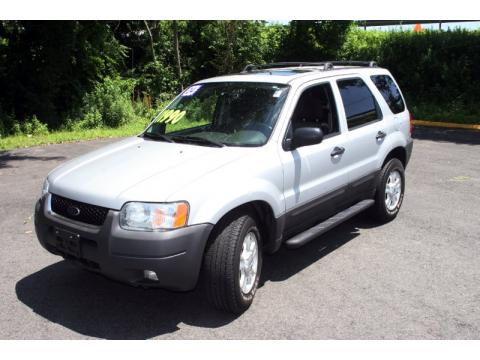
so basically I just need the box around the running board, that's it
[285,199,375,249]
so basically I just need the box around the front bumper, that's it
[34,194,213,291]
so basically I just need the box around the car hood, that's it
[48,137,250,209]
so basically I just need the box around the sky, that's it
[268,21,480,31]
[368,21,480,31]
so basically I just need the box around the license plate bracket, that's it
[54,228,81,257]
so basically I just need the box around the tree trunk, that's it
[143,20,156,62]
[224,21,236,73]
[173,20,183,90]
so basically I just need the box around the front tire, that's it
[202,212,262,314]
[370,158,405,223]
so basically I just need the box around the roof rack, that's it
[242,61,377,73]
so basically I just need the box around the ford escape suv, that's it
[35,61,413,314]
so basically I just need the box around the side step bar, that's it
[285,199,375,249]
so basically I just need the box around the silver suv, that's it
[35,61,413,313]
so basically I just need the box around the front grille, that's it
[51,194,109,226]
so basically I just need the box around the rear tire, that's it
[370,158,405,223]
[202,212,263,314]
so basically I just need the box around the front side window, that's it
[144,82,289,147]
[290,82,340,137]
[337,78,382,129]
[370,75,405,114]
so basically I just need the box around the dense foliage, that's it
[1,20,479,137]
[0,21,125,135]
[339,28,480,123]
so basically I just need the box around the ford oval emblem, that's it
[67,205,81,217]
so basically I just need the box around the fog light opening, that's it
[143,270,158,281]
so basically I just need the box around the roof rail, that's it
[242,61,377,73]
[328,61,378,68]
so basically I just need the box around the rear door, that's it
[334,75,388,202]
[370,73,411,140]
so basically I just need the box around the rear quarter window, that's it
[370,75,405,114]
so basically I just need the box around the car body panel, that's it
[166,144,285,224]
[276,78,351,232]
[48,137,252,211]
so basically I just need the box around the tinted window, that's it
[371,75,405,114]
[291,83,339,137]
[337,78,381,129]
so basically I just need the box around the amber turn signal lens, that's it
[173,202,189,228]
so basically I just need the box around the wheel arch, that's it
[382,146,407,169]
[207,200,283,255]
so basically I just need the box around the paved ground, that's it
[0,127,479,339]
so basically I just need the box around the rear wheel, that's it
[370,158,405,223]
[202,212,262,314]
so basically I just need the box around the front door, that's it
[278,80,351,236]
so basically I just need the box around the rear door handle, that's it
[330,146,345,157]
[376,131,387,140]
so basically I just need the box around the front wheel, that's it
[370,158,405,223]
[202,212,263,314]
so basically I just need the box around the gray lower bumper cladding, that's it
[34,195,213,291]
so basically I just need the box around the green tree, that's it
[182,21,268,79]
[0,21,125,128]
[280,20,353,61]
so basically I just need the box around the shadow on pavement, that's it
[260,214,376,284]
[413,126,480,146]
[15,214,374,339]
[15,259,239,339]
[0,152,66,169]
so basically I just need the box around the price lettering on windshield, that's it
[157,109,187,124]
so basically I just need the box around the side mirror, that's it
[288,126,324,150]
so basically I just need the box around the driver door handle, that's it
[376,130,387,140]
[330,146,345,157]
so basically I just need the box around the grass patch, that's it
[0,117,209,151]
[0,119,150,151]
[410,103,480,125]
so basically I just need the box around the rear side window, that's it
[337,78,382,129]
[371,75,405,114]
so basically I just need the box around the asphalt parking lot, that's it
[0,127,479,339]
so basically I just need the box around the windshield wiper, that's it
[142,132,175,143]
[171,135,225,147]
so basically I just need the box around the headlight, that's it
[119,202,189,231]
[41,178,50,196]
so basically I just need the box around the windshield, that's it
[144,82,289,147]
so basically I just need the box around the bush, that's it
[80,77,137,128]
[71,110,103,130]
[0,114,50,137]
[21,115,49,136]
[0,108,15,138]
